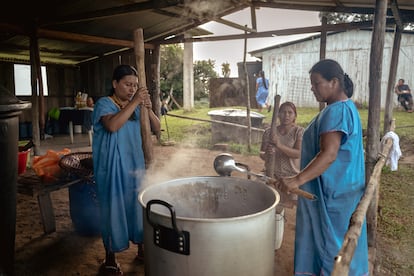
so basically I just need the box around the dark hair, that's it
[110,64,138,95]
[279,101,297,117]
[399,78,405,83]
[309,59,354,98]
[259,70,268,89]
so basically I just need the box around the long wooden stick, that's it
[134,28,153,168]
[265,95,281,179]
[331,119,396,275]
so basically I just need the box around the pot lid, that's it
[0,84,31,112]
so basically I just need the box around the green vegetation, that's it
[159,105,414,150]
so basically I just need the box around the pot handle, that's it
[146,199,190,255]
[146,199,180,232]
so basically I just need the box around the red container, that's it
[18,150,30,175]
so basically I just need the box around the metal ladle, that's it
[213,153,316,200]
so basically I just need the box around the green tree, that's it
[319,12,414,30]
[319,12,373,24]
[160,44,184,102]
[160,44,219,104]
[221,62,231,77]
[194,59,218,100]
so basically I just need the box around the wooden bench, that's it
[17,171,83,234]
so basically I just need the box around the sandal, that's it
[99,261,123,276]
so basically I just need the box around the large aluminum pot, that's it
[138,176,280,276]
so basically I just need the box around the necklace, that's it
[110,95,127,109]
[109,95,137,121]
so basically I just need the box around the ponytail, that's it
[259,71,268,89]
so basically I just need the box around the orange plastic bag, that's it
[32,148,71,183]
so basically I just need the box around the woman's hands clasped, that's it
[132,87,152,109]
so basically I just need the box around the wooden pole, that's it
[242,28,252,152]
[332,120,396,276]
[133,28,153,168]
[366,0,388,248]
[265,95,281,179]
[151,44,161,119]
[319,16,327,111]
[29,24,44,154]
[384,25,402,134]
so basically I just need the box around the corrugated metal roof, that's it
[0,0,413,65]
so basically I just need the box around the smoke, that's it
[182,0,233,20]
[140,146,217,190]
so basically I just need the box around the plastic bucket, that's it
[275,208,285,250]
[69,181,101,236]
[74,125,82,134]
[18,150,30,175]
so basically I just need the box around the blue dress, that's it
[294,99,369,275]
[92,97,146,252]
[256,77,269,107]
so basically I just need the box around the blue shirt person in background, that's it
[255,70,269,112]
[280,59,369,275]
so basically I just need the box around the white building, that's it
[249,29,414,108]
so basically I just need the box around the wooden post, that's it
[366,0,388,248]
[29,25,44,155]
[183,32,194,111]
[384,25,402,134]
[319,16,327,111]
[133,28,153,168]
[151,44,161,119]
[242,28,251,152]
[332,120,396,276]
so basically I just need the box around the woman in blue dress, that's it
[281,59,369,275]
[255,70,269,112]
[92,65,160,275]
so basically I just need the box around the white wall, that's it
[260,29,414,108]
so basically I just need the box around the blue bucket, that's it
[69,181,101,236]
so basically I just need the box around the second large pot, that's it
[138,176,280,276]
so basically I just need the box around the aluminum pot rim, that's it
[138,176,280,223]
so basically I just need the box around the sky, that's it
[193,7,321,77]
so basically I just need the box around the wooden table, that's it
[59,107,93,145]
[17,171,83,234]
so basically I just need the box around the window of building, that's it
[14,64,48,96]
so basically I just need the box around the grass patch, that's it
[160,105,414,151]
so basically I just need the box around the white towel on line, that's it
[381,131,402,171]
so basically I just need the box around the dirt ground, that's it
[14,138,296,276]
[14,133,413,276]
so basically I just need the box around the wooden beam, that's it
[166,19,396,44]
[0,23,154,49]
[390,0,405,29]
[250,6,257,31]
[147,3,248,42]
[366,0,388,249]
[43,0,182,25]
[214,18,257,33]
